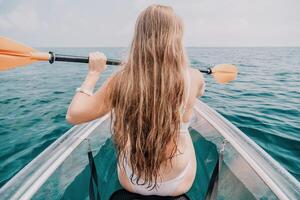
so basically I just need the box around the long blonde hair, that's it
[108,4,188,189]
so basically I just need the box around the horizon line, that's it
[36,46,300,48]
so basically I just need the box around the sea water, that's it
[0,47,299,190]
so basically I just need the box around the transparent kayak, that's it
[0,99,299,200]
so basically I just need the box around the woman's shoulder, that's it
[187,67,205,97]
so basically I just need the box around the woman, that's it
[67,4,205,196]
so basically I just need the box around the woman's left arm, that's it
[66,52,112,124]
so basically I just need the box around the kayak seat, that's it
[109,189,190,200]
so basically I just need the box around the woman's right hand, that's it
[88,52,107,74]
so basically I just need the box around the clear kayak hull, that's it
[0,99,299,200]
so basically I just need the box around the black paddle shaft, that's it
[48,51,211,74]
[48,52,121,65]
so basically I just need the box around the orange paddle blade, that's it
[0,37,35,53]
[211,64,238,84]
[0,37,49,71]
[0,54,37,71]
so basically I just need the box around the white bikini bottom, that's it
[117,157,191,196]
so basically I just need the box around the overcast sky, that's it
[0,0,299,47]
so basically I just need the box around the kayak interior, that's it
[0,99,299,200]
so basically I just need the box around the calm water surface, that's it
[0,47,299,188]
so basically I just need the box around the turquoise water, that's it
[0,47,299,190]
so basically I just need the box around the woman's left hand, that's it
[88,52,107,74]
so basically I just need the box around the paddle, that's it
[0,37,238,84]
